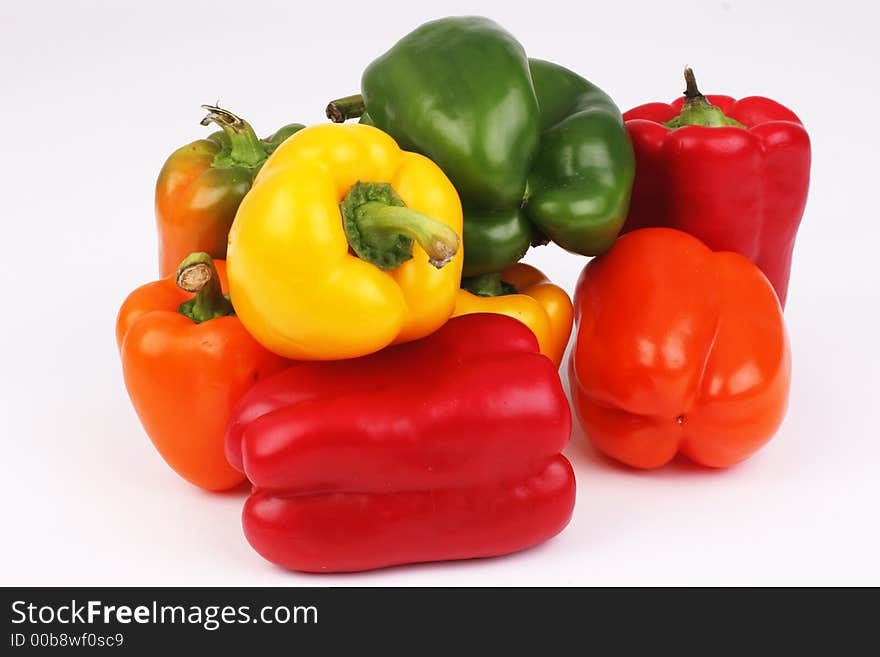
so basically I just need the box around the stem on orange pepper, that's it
[200,105,267,167]
[176,252,234,323]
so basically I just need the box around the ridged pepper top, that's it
[362,16,540,208]
[348,17,634,275]
[226,123,464,361]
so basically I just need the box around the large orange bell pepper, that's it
[569,228,791,469]
[453,264,573,367]
[116,254,288,490]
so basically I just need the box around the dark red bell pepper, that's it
[623,68,810,307]
[226,314,575,573]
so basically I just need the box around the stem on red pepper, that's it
[326,94,366,123]
[200,105,267,167]
[683,67,701,100]
[340,182,460,270]
[176,252,235,323]
[664,68,746,129]
[461,272,517,297]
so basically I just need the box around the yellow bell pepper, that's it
[453,264,573,367]
[227,124,463,360]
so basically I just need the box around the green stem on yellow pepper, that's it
[461,272,517,297]
[340,182,459,271]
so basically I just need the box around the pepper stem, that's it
[176,252,234,323]
[326,94,365,123]
[664,68,746,129]
[359,203,459,268]
[683,67,702,100]
[461,272,517,297]
[200,105,266,167]
[340,182,459,271]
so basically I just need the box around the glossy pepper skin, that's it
[116,256,288,490]
[623,70,810,307]
[227,123,463,361]
[155,106,303,277]
[453,264,573,367]
[226,314,576,573]
[569,228,791,469]
[329,17,634,275]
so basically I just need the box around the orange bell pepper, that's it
[453,264,573,366]
[116,254,288,490]
[569,228,791,468]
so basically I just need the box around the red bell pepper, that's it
[623,68,810,306]
[226,314,575,572]
[569,228,791,469]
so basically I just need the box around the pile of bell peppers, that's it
[116,16,810,572]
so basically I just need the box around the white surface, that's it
[2,0,878,586]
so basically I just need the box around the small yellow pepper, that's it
[453,264,573,367]
[227,124,463,360]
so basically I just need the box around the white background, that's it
[2,0,878,586]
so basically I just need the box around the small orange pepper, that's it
[453,264,573,366]
[116,254,288,490]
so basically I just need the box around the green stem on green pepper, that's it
[326,95,366,123]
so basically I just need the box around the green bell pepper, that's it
[327,16,635,276]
